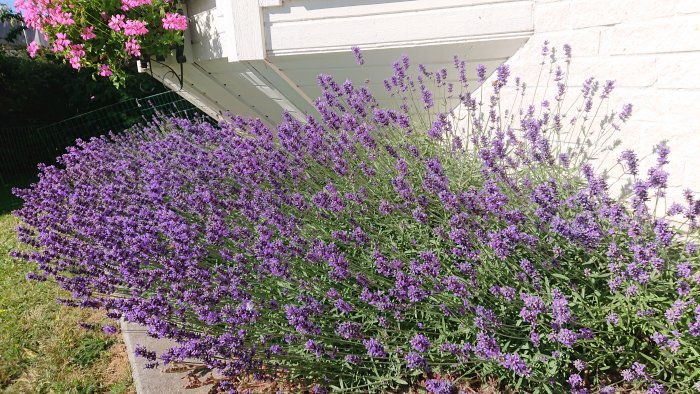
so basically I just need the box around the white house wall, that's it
[461,0,700,204]
[157,0,534,124]
[263,0,533,56]
[187,0,228,62]
[270,38,529,108]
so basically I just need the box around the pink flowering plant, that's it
[12,44,700,393]
[16,0,187,86]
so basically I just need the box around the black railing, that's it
[0,91,211,179]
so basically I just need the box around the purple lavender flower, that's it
[351,46,364,66]
[428,113,448,140]
[134,345,157,361]
[551,288,572,326]
[568,373,583,388]
[619,103,633,122]
[311,384,329,394]
[102,324,118,335]
[476,64,487,83]
[520,293,545,324]
[336,322,362,340]
[405,351,427,369]
[689,319,700,337]
[622,369,636,381]
[344,354,361,364]
[489,285,516,301]
[601,80,615,99]
[501,353,531,377]
[495,64,510,89]
[665,299,687,325]
[412,207,428,224]
[646,382,667,394]
[425,379,455,394]
[334,298,354,314]
[632,362,648,379]
[622,361,649,383]
[363,337,387,358]
[474,331,500,360]
[12,44,700,393]
[410,333,431,353]
[305,339,324,358]
[420,79,434,109]
[552,328,578,347]
[619,150,639,176]
[541,40,550,57]
[651,332,667,346]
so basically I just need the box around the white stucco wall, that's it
[475,0,700,203]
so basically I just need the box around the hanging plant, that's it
[16,0,187,87]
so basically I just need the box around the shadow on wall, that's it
[189,2,224,60]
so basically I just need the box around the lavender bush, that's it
[12,44,700,393]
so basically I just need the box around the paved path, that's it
[120,320,217,394]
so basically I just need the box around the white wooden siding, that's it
[264,0,533,56]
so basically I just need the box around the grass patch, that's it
[108,379,133,394]
[69,336,116,368]
[0,180,134,393]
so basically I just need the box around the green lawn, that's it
[0,178,134,394]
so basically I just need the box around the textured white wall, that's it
[468,0,700,203]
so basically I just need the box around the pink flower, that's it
[16,0,43,29]
[121,0,152,11]
[67,44,85,70]
[69,56,81,69]
[70,43,85,58]
[162,13,187,31]
[27,41,40,58]
[109,14,126,32]
[125,38,141,57]
[80,26,96,40]
[123,19,149,36]
[99,64,113,77]
[52,32,70,53]
[47,7,75,26]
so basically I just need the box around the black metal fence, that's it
[0,90,210,179]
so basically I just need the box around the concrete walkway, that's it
[120,320,217,394]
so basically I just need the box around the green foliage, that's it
[17,0,186,87]
[68,336,115,367]
[0,45,165,128]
